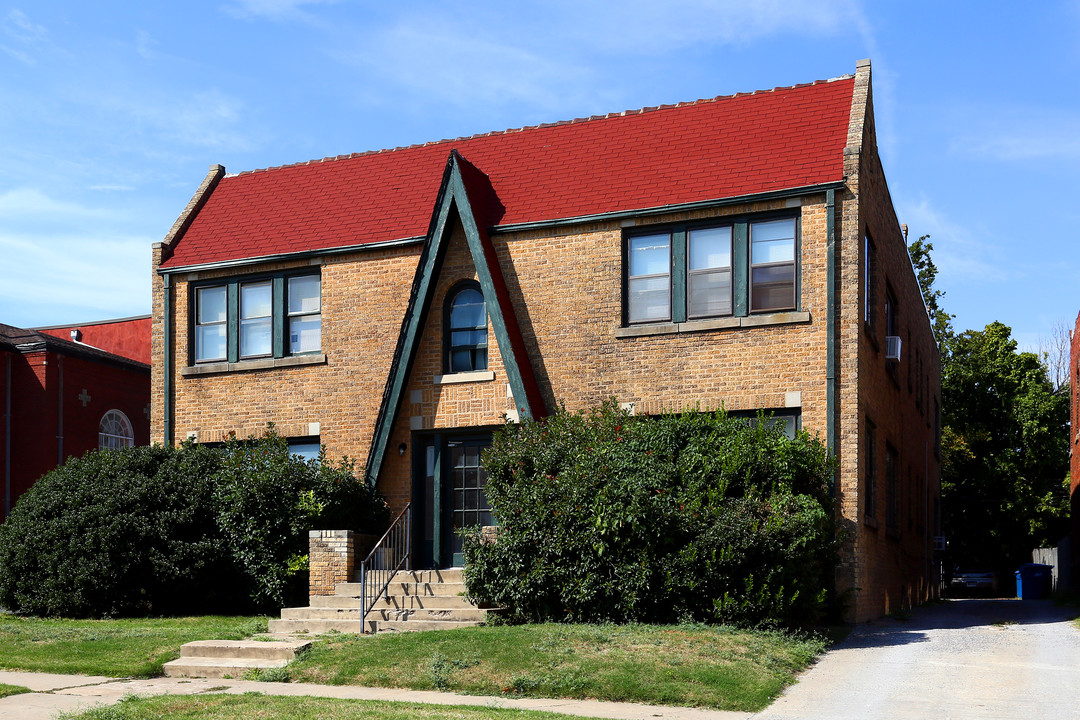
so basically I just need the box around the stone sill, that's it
[182,353,327,377]
[434,370,495,385]
[615,310,811,338]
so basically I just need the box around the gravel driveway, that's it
[756,598,1080,720]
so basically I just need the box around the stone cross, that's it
[78,389,91,407]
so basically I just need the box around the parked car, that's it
[948,569,999,597]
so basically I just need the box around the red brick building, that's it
[1,316,151,518]
[152,60,940,621]
[1070,312,1080,590]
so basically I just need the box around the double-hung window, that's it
[627,233,672,323]
[240,281,272,358]
[288,275,322,354]
[195,286,228,362]
[750,219,796,312]
[193,272,321,365]
[624,215,797,326]
[687,226,732,318]
[445,283,488,373]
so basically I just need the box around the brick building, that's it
[1069,312,1080,591]
[152,60,940,621]
[1,316,151,519]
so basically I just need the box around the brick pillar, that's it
[308,530,355,597]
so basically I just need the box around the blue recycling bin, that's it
[1015,563,1053,600]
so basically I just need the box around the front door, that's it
[413,432,493,568]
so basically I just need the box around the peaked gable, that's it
[364,150,546,485]
[159,76,855,270]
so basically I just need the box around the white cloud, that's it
[0,43,32,64]
[557,0,865,53]
[326,0,874,120]
[336,21,599,114]
[135,29,156,60]
[898,196,1009,283]
[0,188,114,221]
[950,106,1080,161]
[222,0,340,22]
[0,230,150,323]
[2,8,48,65]
[89,185,136,192]
[6,9,46,41]
[78,86,259,152]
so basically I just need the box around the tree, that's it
[940,322,1070,575]
[907,235,954,349]
[1037,318,1072,393]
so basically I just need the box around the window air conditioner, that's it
[933,536,947,552]
[885,335,902,362]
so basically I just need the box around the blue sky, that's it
[2,1,1078,352]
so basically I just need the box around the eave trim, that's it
[156,182,845,276]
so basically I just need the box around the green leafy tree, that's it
[941,322,1070,574]
[907,234,954,349]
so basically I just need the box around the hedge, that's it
[462,402,838,627]
[0,431,388,617]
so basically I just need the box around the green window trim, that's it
[190,271,321,366]
[624,212,799,326]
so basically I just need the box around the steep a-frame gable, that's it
[364,150,545,486]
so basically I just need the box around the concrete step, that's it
[179,639,310,661]
[280,605,486,622]
[335,581,467,598]
[162,655,288,679]
[349,568,464,584]
[267,618,373,634]
[312,594,475,610]
[279,606,366,621]
[373,619,483,633]
[372,607,488,622]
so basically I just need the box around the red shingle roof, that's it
[161,76,855,269]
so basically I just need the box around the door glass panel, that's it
[447,440,492,565]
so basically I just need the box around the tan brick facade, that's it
[152,61,940,622]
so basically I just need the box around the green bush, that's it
[214,431,389,610]
[463,402,837,628]
[0,431,388,617]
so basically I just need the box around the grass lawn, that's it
[59,694,607,720]
[288,623,826,712]
[0,683,31,699]
[0,615,268,678]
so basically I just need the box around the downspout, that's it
[163,272,173,446]
[4,354,11,517]
[56,354,64,465]
[825,188,837,494]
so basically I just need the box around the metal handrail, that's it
[358,502,411,632]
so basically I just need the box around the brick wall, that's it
[1070,311,1080,591]
[843,61,942,621]
[308,530,355,596]
[1,347,149,518]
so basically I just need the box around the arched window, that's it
[99,410,134,451]
[446,283,487,373]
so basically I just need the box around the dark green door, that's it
[413,433,492,569]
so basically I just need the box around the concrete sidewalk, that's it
[0,670,753,720]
